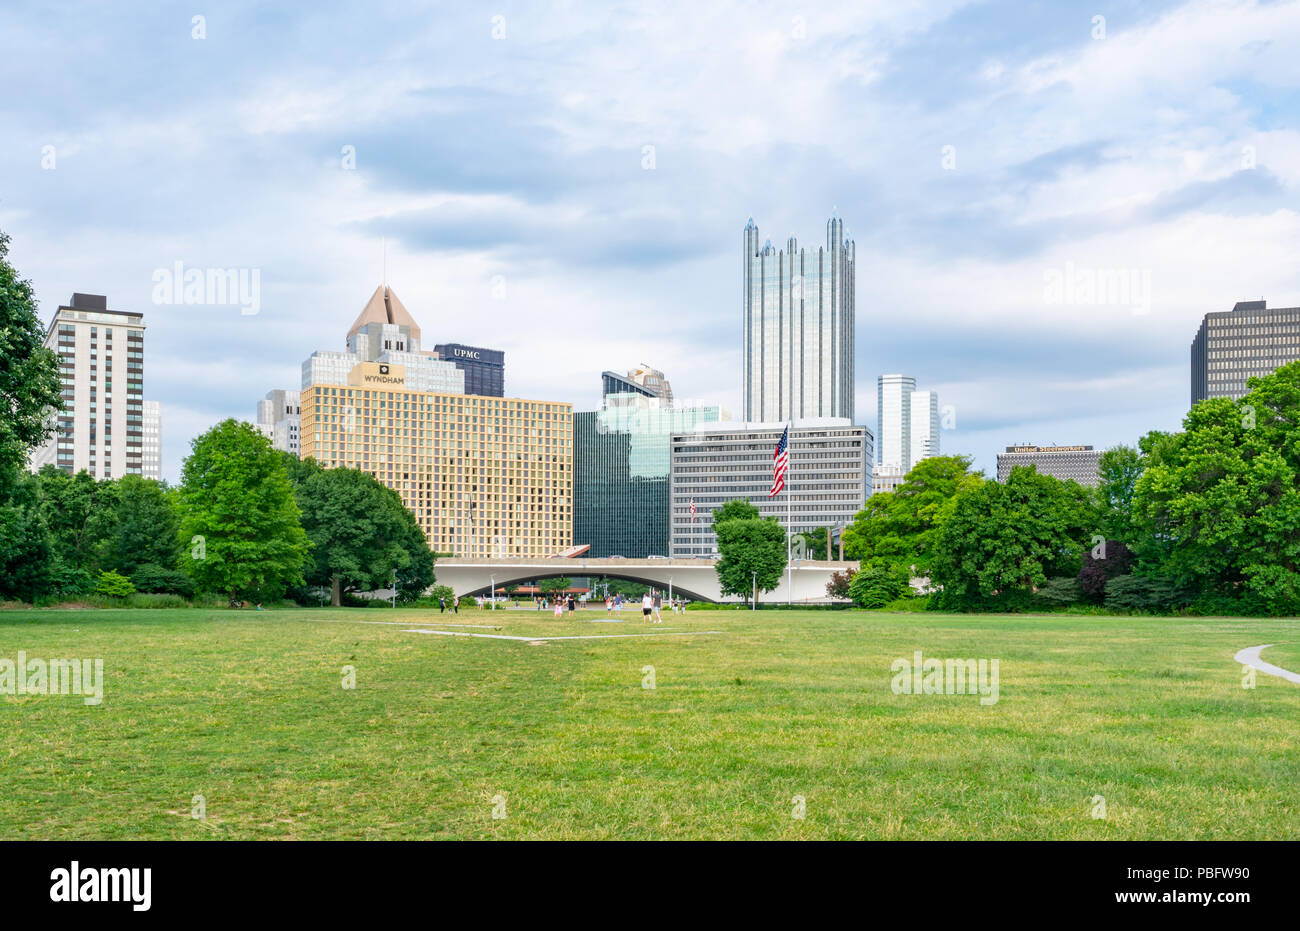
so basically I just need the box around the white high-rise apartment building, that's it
[28,294,148,480]
[256,389,301,455]
[742,216,855,423]
[875,375,940,493]
[141,400,162,480]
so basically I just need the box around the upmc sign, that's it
[434,344,504,367]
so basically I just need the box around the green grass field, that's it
[1,606,1297,840]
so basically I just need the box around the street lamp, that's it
[752,570,757,611]
[490,575,495,611]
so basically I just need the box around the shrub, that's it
[94,570,135,599]
[48,561,95,597]
[1035,576,1082,607]
[1076,540,1134,602]
[825,569,852,600]
[130,563,195,597]
[878,594,931,613]
[1103,574,1188,613]
[848,563,908,608]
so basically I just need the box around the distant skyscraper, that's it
[908,390,940,467]
[433,343,505,397]
[1191,299,1300,405]
[28,293,147,480]
[875,375,940,493]
[743,216,855,423]
[997,445,1103,487]
[302,284,464,393]
[141,400,162,480]
[876,374,916,472]
[256,389,301,455]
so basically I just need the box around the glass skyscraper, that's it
[574,389,725,558]
[743,216,855,423]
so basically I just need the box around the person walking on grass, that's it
[554,595,563,618]
[641,591,653,624]
[568,594,576,615]
[439,596,446,614]
[452,596,459,614]
[652,591,663,623]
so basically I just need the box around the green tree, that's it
[797,527,832,560]
[176,420,310,603]
[711,498,759,534]
[538,577,572,596]
[94,569,135,598]
[0,464,52,601]
[101,474,181,574]
[715,516,787,605]
[288,458,435,605]
[1132,361,1300,611]
[843,455,983,575]
[0,230,62,472]
[1096,445,1143,543]
[929,466,1097,608]
[848,562,908,608]
[34,467,114,571]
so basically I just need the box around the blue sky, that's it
[3,0,1299,481]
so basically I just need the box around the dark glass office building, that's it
[434,343,505,396]
[574,400,724,557]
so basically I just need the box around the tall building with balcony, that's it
[27,293,147,479]
[574,373,724,558]
[742,216,855,423]
[298,284,571,557]
[1191,299,1300,404]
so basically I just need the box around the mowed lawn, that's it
[1,606,1297,840]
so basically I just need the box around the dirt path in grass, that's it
[1234,644,1300,685]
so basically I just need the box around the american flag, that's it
[689,499,696,519]
[769,425,790,497]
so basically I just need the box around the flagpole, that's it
[787,420,793,607]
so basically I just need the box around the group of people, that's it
[603,590,681,623]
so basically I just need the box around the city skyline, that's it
[4,1,1299,482]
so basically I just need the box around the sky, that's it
[2,0,1299,482]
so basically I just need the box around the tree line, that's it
[836,359,1300,615]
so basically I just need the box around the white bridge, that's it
[433,556,859,604]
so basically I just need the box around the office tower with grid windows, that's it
[743,216,855,423]
[1191,299,1300,405]
[669,419,871,557]
[432,343,505,397]
[298,284,571,557]
[27,293,147,479]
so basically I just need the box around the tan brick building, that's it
[300,360,572,558]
